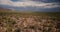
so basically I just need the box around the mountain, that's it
[0,5,60,12]
[0,8,8,11]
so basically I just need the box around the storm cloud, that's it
[0,0,60,12]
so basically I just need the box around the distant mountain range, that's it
[0,5,60,12]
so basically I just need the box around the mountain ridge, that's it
[0,5,60,12]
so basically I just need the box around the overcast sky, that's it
[0,0,60,12]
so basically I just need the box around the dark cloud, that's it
[32,0,60,3]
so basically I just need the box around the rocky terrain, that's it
[0,14,60,32]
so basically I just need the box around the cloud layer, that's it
[0,0,60,8]
[31,0,60,3]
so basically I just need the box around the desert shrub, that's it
[7,18,16,26]
[6,26,12,32]
[14,28,21,32]
[57,23,60,29]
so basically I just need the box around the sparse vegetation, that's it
[0,10,60,32]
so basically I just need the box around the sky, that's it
[0,0,60,12]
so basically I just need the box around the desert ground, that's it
[0,11,60,32]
